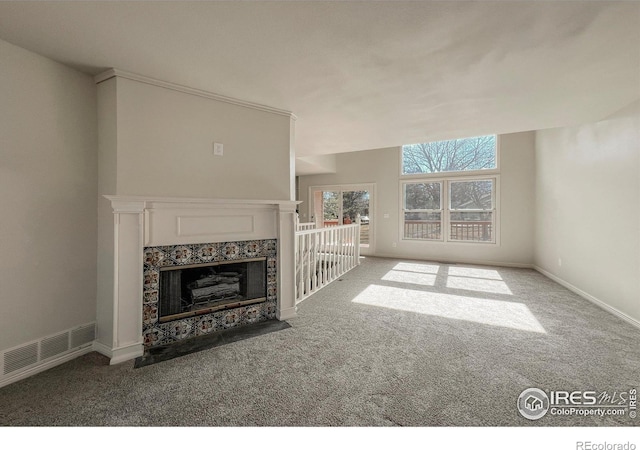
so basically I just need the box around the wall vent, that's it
[4,342,38,375]
[40,332,70,361]
[1,322,96,381]
[70,324,95,349]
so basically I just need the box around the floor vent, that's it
[4,342,38,376]
[41,332,70,361]
[70,324,95,348]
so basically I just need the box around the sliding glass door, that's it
[309,184,374,254]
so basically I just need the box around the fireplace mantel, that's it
[95,195,299,364]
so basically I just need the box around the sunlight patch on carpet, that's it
[352,285,545,333]
[382,269,437,286]
[391,262,441,274]
[448,267,503,280]
[446,276,513,295]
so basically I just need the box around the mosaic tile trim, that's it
[142,239,277,348]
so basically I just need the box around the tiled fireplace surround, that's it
[142,239,278,347]
[95,196,298,365]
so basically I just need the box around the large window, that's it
[402,178,496,243]
[402,135,497,175]
[401,135,498,244]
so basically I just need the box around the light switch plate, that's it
[213,142,224,156]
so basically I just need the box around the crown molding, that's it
[94,68,297,120]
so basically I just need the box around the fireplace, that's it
[142,239,278,348]
[158,258,267,321]
[96,196,298,365]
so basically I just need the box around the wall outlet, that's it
[383,213,390,219]
[213,142,224,156]
[392,242,397,248]
[558,258,562,267]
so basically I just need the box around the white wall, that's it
[0,39,98,351]
[298,132,535,267]
[98,76,294,200]
[535,101,640,324]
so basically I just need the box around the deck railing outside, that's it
[295,223,360,303]
[450,221,492,241]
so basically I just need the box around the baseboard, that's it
[93,341,144,365]
[277,306,297,321]
[534,265,640,331]
[0,344,93,389]
[372,252,534,269]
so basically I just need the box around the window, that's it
[449,179,494,242]
[402,178,496,243]
[402,135,496,175]
[403,182,442,240]
[400,135,498,244]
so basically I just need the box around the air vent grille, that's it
[41,332,70,360]
[70,324,95,348]
[4,342,38,375]
[1,322,95,380]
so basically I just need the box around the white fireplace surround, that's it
[94,195,299,365]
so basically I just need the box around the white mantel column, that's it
[277,202,298,320]
[94,197,145,364]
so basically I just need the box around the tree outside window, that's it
[402,135,496,175]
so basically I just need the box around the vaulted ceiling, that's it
[1,1,638,164]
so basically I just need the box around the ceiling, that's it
[0,1,638,166]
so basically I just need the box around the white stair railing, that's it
[296,222,316,231]
[295,223,360,303]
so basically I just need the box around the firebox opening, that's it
[158,257,267,322]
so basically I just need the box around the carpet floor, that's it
[1,256,639,427]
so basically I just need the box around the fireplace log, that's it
[190,282,240,302]
[192,273,240,288]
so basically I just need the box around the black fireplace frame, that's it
[157,257,268,322]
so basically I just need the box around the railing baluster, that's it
[329,227,335,281]
[318,230,327,287]
[296,234,303,301]
[339,228,342,274]
[308,234,312,289]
